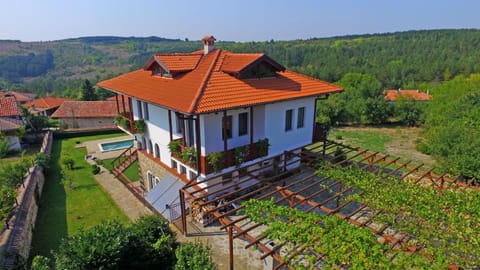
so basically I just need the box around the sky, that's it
[1,0,479,42]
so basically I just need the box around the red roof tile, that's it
[98,48,343,114]
[0,118,23,132]
[51,101,118,118]
[0,96,21,117]
[0,91,37,103]
[23,96,73,110]
[384,90,431,101]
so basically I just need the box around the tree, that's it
[81,79,97,101]
[394,97,426,126]
[52,215,178,270]
[175,242,216,270]
[0,133,9,158]
[364,97,393,124]
[423,74,480,180]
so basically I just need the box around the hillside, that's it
[1,29,480,96]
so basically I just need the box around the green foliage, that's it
[91,164,100,175]
[134,119,146,134]
[52,215,177,270]
[0,133,9,158]
[364,97,393,124]
[61,155,75,170]
[168,140,182,155]
[80,79,97,101]
[207,151,224,173]
[423,74,480,180]
[394,97,427,126]
[181,146,196,166]
[31,256,52,270]
[0,184,17,228]
[256,138,270,157]
[0,50,54,82]
[234,145,248,167]
[114,115,129,130]
[318,166,480,268]
[175,242,216,270]
[34,152,50,170]
[20,106,51,132]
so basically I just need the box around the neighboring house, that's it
[384,89,431,102]
[98,35,343,194]
[51,101,117,130]
[0,96,24,151]
[23,96,73,116]
[0,90,37,104]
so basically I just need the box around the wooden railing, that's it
[112,145,138,176]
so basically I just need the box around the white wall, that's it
[264,97,315,156]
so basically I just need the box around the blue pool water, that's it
[100,139,134,151]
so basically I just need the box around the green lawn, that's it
[30,133,130,260]
[329,128,391,153]
[101,158,139,182]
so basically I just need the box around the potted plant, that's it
[168,140,182,157]
[134,119,146,134]
[234,146,248,168]
[181,146,197,166]
[207,151,225,173]
[257,138,270,157]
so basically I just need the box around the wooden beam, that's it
[168,110,173,142]
[223,110,228,157]
[195,115,202,175]
[249,106,254,145]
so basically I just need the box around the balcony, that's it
[114,113,146,135]
[169,138,270,175]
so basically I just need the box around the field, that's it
[328,126,436,167]
[30,133,129,260]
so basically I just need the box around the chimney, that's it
[202,35,216,55]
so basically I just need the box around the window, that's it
[222,115,233,140]
[155,177,160,186]
[143,102,149,120]
[137,100,143,119]
[297,107,305,128]
[175,114,182,134]
[285,109,293,131]
[147,171,153,190]
[238,112,248,136]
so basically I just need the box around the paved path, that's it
[88,159,152,221]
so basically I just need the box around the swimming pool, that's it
[99,139,134,152]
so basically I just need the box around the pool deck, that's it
[76,135,134,160]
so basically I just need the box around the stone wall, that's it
[0,131,52,268]
[137,150,170,192]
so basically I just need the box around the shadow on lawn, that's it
[29,140,67,260]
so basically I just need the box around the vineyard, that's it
[180,140,479,269]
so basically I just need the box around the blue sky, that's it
[1,0,479,42]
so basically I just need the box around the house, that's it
[0,90,37,104]
[23,96,73,116]
[0,96,24,151]
[384,89,431,102]
[51,101,118,130]
[97,35,343,195]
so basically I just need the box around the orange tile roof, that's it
[51,101,118,118]
[23,96,73,110]
[0,118,23,132]
[384,90,431,101]
[98,48,343,114]
[0,96,21,117]
[0,91,37,103]
[154,54,202,72]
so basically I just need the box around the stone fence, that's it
[0,131,53,268]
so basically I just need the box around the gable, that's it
[220,54,285,78]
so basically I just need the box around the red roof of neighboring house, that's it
[0,118,23,132]
[23,96,73,111]
[106,95,129,103]
[98,47,343,114]
[0,91,37,103]
[384,90,431,101]
[51,101,118,118]
[0,96,21,117]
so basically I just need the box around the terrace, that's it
[176,140,478,269]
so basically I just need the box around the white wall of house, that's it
[264,97,315,156]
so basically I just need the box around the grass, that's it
[101,157,139,182]
[328,126,436,168]
[30,133,130,260]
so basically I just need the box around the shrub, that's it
[181,147,196,166]
[175,242,216,270]
[61,155,75,170]
[256,138,270,157]
[207,152,224,173]
[34,152,50,170]
[91,164,101,175]
[31,255,51,270]
[0,134,9,158]
[134,119,146,134]
[234,146,248,167]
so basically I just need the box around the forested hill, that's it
[1,29,480,95]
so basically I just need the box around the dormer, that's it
[202,35,216,55]
[220,53,285,79]
[143,54,202,78]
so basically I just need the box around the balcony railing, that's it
[169,138,270,175]
[114,112,138,134]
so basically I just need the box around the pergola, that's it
[177,140,475,269]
